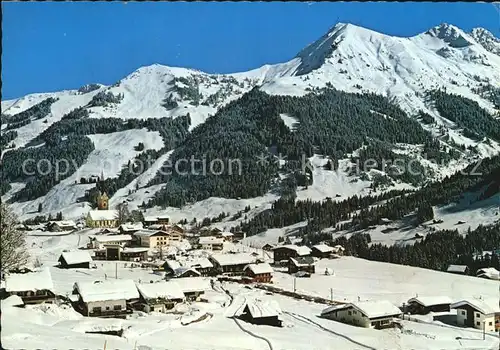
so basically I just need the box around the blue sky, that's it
[2,2,499,100]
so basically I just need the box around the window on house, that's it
[371,322,375,326]
[461,311,466,315]
[476,313,480,318]
[92,307,101,313]
[353,311,357,314]
[476,322,480,326]
[106,306,110,311]
[348,311,352,315]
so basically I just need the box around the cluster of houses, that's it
[320,295,500,332]
[1,267,213,319]
[446,264,500,280]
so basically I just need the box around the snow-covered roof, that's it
[219,232,233,237]
[1,295,24,307]
[136,281,185,300]
[122,247,149,253]
[87,210,118,221]
[210,253,256,266]
[95,234,132,243]
[312,244,334,253]
[244,299,281,318]
[60,251,93,265]
[199,236,224,245]
[74,279,139,303]
[134,229,168,237]
[407,296,453,307]
[451,298,500,315]
[164,260,182,270]
[174,277,211,293]
[476,267,500,277]
[446,265,468,273]
[174,267,201,277]
[119,223,143,231]
[144,216,159,222]
[184,258,213,269]
[49,220,76,227]
[290,256,315,267]
[5,268,54,292]
[322,300,401,319]
[273,244,311,256]
[244,263,273,275]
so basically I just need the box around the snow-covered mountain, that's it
[2,22,500,225]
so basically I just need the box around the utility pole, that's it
[330,288,333,302]
[293,277,296,293]
[115,262,118,279]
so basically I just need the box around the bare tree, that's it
[116,202,130,225]
[1,203,29,271]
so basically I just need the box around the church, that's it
[85,172,119,228]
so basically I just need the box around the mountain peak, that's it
[470,27,500,56]
[425,23,474,48]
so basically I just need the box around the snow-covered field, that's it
[2,229,499,349]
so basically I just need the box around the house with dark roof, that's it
[288,256,315,274]
[58,251,93,269]
[406,296,453,315]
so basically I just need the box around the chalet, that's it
[166,225,184,242]
[262,244,275,251]
[332,245,345,256]
[311,244,334,259]
[47,220,77,232]
[321,300,402,329]
[143,216,159,227]
[476,267,500,280]
[163,260,182,276]
[446,265,469,275]
[58,250,93,269]
[273,245,311,264]
[86,210,119,228]
[243,263,273,283]
[4,268,55,305]
[157,216,170,225]
[136,281,185,313]
[199,236,224,250]
[215,231,234,242]
[239,299,282,327]
[174,277,212,301]
[184,258,213,276]
[288,256,316,274]
[72,279,140,318]
[451,298,500,332]
[173,267,201,278]
[406,296,453,315]
[231,231,246,242]
[118,222,143,234]
[209,253,257,276]
[134,229,170,248]
[94,246,148,261]
[285,236,303,245]
[90,234,132,250]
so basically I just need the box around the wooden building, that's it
[406,296,452,315]
[311,244,335,259]
[118,223,143,234]
[47,220,77,232]
[198,236,224,250]
[71,279,139,318]
[174,277,211,301]
[173,267,201,278]
[243,263,273,283]
[94,246,148,262]
[239,300,282,327]
[288,256,316,274]
[4,268,56,305]
[89,234,132,250]
[209,253,257,276]
[136,281,185,313]
[446,265,469,275]
[321,300,402,329]
[58,251,93,269]
[273,245,311,264]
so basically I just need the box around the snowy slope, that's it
[2,22,500,226]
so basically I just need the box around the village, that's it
[2,194,500,350]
